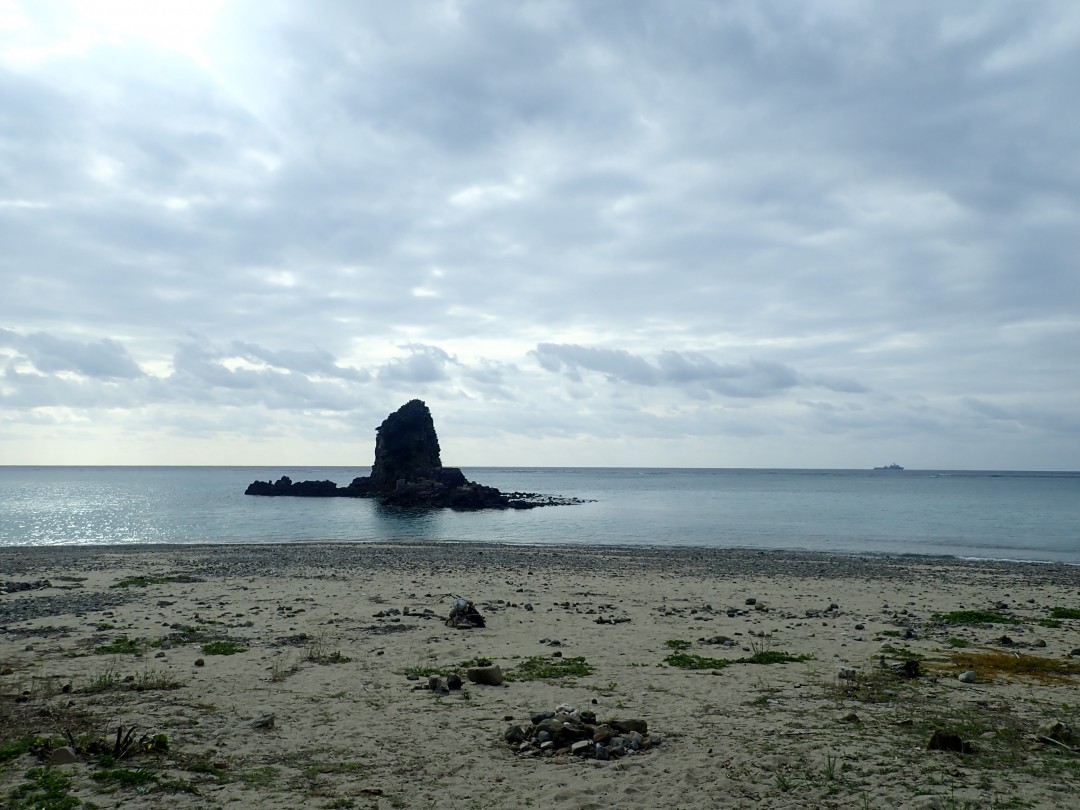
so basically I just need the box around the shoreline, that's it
[2,540,1079,580]
[2,542,1079,808]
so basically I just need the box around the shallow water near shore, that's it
[0,466,1078,563]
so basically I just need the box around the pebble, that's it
[958,671,976,683]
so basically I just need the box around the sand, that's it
[2,543,1079,809]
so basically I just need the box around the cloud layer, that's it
[1,1,1077,468]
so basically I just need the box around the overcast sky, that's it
[1,1,1078,469]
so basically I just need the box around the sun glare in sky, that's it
[76,0,222,59]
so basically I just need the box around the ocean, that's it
[0,466,1077,563]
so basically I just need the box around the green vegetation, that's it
[93,636,142,655]
[946,637,971,648]
[665,639,692,650]
[201,640,246,656]
[665,651,730,670]
[92,767,157,787]
[0,736,60,765]
[1038,618,1063,629]
[506,656,594,681]
[931,610,1021,626]
[741,650,814,665]
[7,767,82,810]
[665,647,813,670]
[1048,607,1080,620]
[879,644,924,661]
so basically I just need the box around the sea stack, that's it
[245,399,586,510]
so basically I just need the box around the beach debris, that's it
[48,746,79,766]
[504,708,656,760]
[446,596,486,629]
[1036,720,1073,744]
[594,615,631,625]
[927,730,974,754]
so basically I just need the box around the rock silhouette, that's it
[245,400,586,510]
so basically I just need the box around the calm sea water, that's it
[0,467,1077,563]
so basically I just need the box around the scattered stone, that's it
[428,676,449,695]
[1,580,52,595]
[997,635,1014,647]
[447,673,463,691]
[466,664,504,686]
[840,712,861,723]
[927,730,973,754]
[48,746,78,766]
[745,597,757,605]
[504,708,656,761]
[194,658,205,667]
[250,713,275,730]
[505,726,526,745]
[957,670,976,683]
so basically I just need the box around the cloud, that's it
[377,344,456,384]
[0,2,1078,467]
[531,343,860,399]
[0,328,144,379]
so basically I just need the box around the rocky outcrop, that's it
[245,400,587,510]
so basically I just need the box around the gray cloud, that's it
[0,329,144,379]
[1,1,1077,468]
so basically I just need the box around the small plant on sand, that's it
[8,766,81,809]
[201,640,246,656]
[931,610,1021,626]
[83,664,124,694]
[94,636,142,655]
[91,766,158,787]
[946,637,970,648]
[1038,618,1063,629]
[1048,607,1080,620]
[304,634,352,665]
[506,656,593,681]
[665,639,692,650]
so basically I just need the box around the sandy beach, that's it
[2,543,1079,809]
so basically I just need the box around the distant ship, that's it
[873,463,904,470]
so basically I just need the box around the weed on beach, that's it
[200,640,246,656]
[93,636,142,655]
[506,656,594,681]
[931,610,1021,626]
[110,574,201,589]
[1048,607,1080,620]
[931,649,1080,684]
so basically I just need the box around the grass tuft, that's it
[931,610,1021,626]
[506,656,594,681]
[201,640,246,656]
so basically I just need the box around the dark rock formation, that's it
[245,399,588,510]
